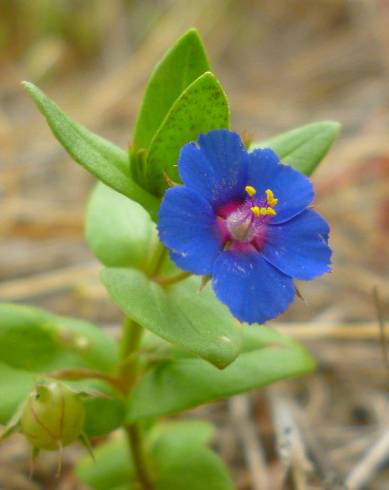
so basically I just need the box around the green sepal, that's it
[251,120,341,175]
[80,432,95,461]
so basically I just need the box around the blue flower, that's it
[158,130,331,324]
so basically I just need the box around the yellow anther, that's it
[250,206,260,217]
[265,207,276,216]
[251,204,277,218]
[258,207,277,217]
[245,185,256,197]
[265,189,278,207]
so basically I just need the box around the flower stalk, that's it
[119,316,153,488]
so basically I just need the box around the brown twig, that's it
[0,263,100,300]
[230,396,270,490]
[48,368,123,392]
[345,429,389,490]
[372,287,389,372]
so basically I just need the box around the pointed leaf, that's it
[101,268,242,369]
[251,121,341,175]
[133,28,210,150]
[143,72,230,195]
[23,82,159,219]
[126,327,315,421]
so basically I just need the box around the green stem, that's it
[150,243,168,277]
[126,424,153,490]
[120,318,143,360]
[119,318,143,394]
[49,368,123,391]
[119,318,153,488]
[154,270,191,287]
[117,240,174,489]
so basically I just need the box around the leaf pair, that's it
[24,29,229,216]
[23,27,340,217]
[132,28,229,195]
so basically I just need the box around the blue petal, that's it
[178,130,249,207]
[247,148,314,223]
[158,186,222,274]
[262,209,332,280]
[212,251,295,324]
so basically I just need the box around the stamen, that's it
[251,205,277,217]
[250,206,260,217]
[259,207,276,216]
[245,185,256,197]
[265,189,278,207]
[264,207,276,216]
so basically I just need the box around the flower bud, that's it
[20,382,85,450]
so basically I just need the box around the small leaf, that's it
[151,421,234,490]
[83,395,125,438]
[85,183,157,269]
[76,421,234,490]
[251,121,341,175]
[0,303,124,437]
[101,268,242,369]
[22,82,159,220]
[133,28,210,150]
[126,328,315,421]
[143,72,230,195]
[150,420,215,449]
[76,435,134,490]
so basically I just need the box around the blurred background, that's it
[0,0,388,488]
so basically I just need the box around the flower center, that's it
[226,208,257,242]
[222,186,278,245]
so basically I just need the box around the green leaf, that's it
[76,435,134,490]
[76,421,234,490]
[101,269,242,369]
[83,395,126,438]
[85,183,157,269]
[251,121,341,175]
[133,28,210,150]
[150,421,234,490]
[22,82,159,220]
[0,303,124,436]
[150,420,214,449]
[143,72,230,195]
[126,327,315,422]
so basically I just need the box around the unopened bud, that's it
[20,382,85,451]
